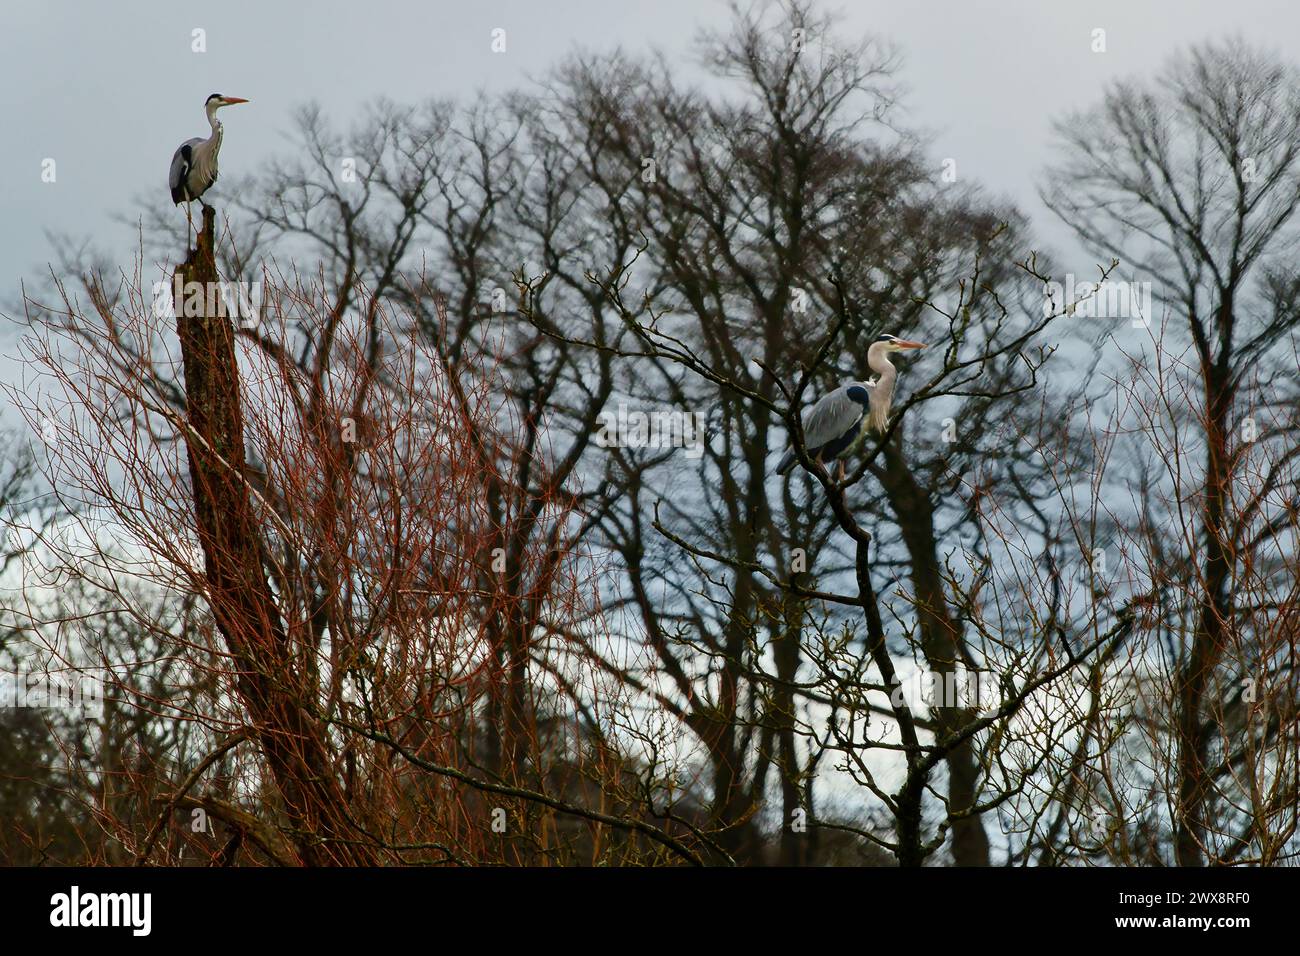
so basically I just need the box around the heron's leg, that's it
[838,460,846,483]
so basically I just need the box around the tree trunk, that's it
[1174,354,1235,866]
[881,439,991,866]
[174,208,378,865]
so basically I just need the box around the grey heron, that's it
[776,333,926,479]
[169,93,249,234]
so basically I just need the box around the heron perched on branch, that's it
[169,93,249,234]
[776,333,926,479]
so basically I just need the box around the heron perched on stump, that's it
[776,333,926,480]
[169,93,249,235]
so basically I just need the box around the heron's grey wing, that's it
[169,138,202,203]
[802,386,866,450]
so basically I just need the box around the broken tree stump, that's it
[171,205,378,865]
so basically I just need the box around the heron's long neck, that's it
[205,107,224,148]
[867,345,896,433]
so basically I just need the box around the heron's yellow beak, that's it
[895,340,926,349]
[224,97,250,105]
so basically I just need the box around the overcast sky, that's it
[1,0,1296,319]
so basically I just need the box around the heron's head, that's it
[205,93,250,112]
[872,332,926,352]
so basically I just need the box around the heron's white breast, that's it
[188,126,222,192]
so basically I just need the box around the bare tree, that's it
[1043,37,1300,865]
